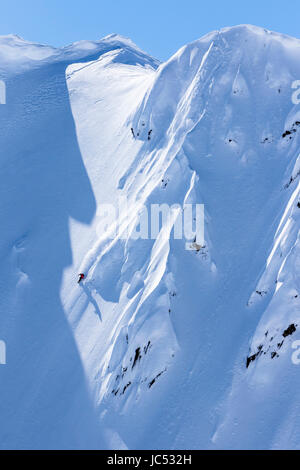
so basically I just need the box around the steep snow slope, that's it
[1,25,300,450]
[0,33,158,449]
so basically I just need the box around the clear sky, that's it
[1,0,300,60]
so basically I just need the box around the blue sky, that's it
[1,0,300,60]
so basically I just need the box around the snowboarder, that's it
[131,127,135,138]
[78,273,85,284]
[148,129,152,141]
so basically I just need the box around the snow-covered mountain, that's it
[1,24,300,450]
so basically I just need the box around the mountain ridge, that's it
[0,24,300,449]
